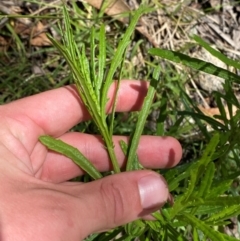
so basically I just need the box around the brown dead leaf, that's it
[14,22,31,37]
[30,22,51,46]
[0,36,8,52]
[86,0,130,22]
[14,21,51,46]
[86,0,158,47]
[198,105,238,121]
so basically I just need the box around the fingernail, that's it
[138,173,168,210]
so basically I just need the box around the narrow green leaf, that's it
[181,213,225,241]
[198,133,220,166]
[81,46,102,115]
[169,134,220,218]
[198,196,240,206]
[193,35,240,69]
[101,5,151,119]
[218,171,240,184]
[167,169,190,192]
[39,135,102,180]
[62,6,75,60]
[95,227,123,241]
[196,162,215,198]
[206,204,240,224]
[215,93,228,123]
[119,140,142,170]
[83,233,100,241]
[184,133,219,201]
[149,48,240,83]
[97,24,106,99]
[178,85,211,139]
[153,212,189,241]
[125,220,146,237]
[100,39,130,121]
[178,111,226,130]
[220,233,240,241]
[163,159,192,182]
[90,27,96,91]
[188,205,224,216]
[156,91,168,136]
[126,66,160,171]
[193,228,200,241]
[109,48,126,137]
[146,219,161,233]
[47,35,101,121]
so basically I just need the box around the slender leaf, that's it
[181,213,225,241]
[196,162,215,198]
[178,85,211,139]
[206,180,232,199]
[184,133,219,201]
[109,48,126,137]
[156,91,168,136]
[220,233,240,241]
[193,228,200,241]
[194,196,240,206]
[101,6,152,119]
[125,220,146,237]
[149,48,240,83]
[206,204,240,224]
[119,140,142,170]
[126,66,160,171]
[97,24,106,100]
[193,35,240,69]
[39,135,102,180]
[90,27,96,92]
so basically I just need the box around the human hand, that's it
[0,80,182,240]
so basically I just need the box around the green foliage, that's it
[126,66,161,171]
[41,5,152,174]
[146,37,240,240]
[39,136,102,180]
[34,5,240,240]
[144,133,240,241]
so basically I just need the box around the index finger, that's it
[2,80,148,137]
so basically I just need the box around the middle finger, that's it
[34,132,182,183]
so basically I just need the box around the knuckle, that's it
[99,180,126,226]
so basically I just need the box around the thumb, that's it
[73,170,169,238]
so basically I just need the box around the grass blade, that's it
[193,35,240,69]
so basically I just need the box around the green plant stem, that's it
[101,130,120,173]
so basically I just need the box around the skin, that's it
[0,80,182,240]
